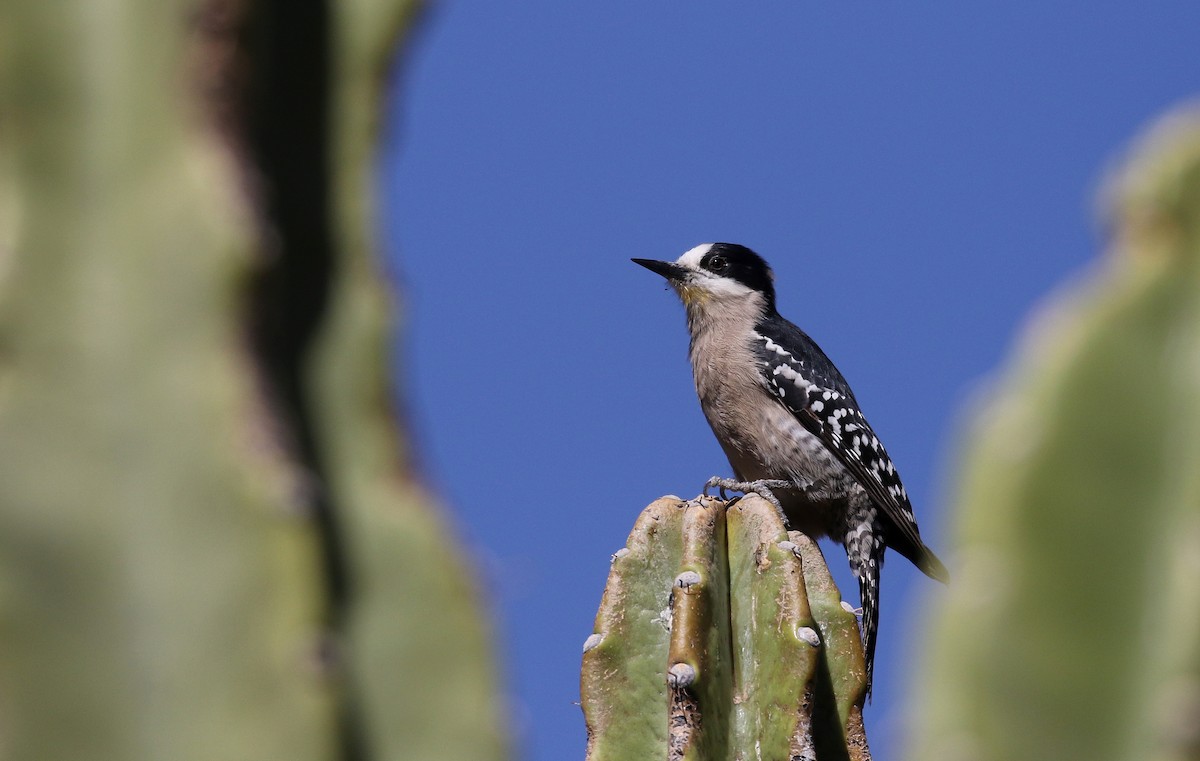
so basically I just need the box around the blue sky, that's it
[378,4,1200,758]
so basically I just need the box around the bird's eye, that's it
[707,255,728,272]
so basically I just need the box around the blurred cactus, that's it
[908,110,1200,761]
[582,495,870,760]
[0,2,506,761]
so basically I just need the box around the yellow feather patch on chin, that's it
[678,285,710,306]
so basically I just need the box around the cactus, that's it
[908,111,1200,761]
[582,495,871,760]
[0,1,506,760]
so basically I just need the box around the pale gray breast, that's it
[686,305,859,511]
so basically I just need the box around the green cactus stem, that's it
[0,1,506,759]
[908,110,1200,761]
[582,495,871,760]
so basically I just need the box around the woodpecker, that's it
[633,242,948,696]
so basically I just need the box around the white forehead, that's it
[676,243,715,268]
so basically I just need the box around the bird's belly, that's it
[706,393,858,538]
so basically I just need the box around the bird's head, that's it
[633,242,776,313]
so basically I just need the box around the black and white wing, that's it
[753,321,948,581]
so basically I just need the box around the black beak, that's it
[631,258,688,281]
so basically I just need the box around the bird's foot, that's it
[702,477,792,523]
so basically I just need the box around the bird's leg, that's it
[702,477,793,523]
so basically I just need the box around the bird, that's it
[632,242,948,697]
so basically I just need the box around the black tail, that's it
[914,543,950,584]
[891,535,950,584]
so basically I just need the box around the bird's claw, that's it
[703,476,730,501]
[702,477,793,524]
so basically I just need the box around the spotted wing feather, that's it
[752,324,929,561]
